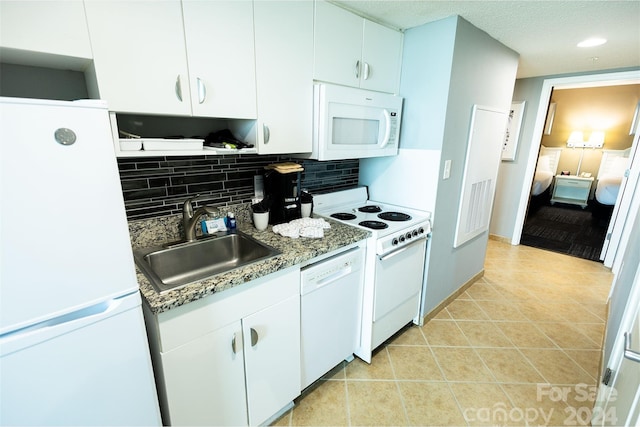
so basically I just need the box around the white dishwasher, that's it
[300,245,365,390]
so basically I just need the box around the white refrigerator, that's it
[0,97,161,425]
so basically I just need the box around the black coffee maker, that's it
[263,167,302,225]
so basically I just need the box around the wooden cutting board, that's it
[265,162,304,173]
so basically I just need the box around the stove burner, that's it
[358,205,382,213]
[331,212,357,221]
[359,220,388,230]
[378,211,412,222]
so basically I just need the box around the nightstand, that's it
[550,175,594,208]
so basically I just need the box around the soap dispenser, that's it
[226,212,237,229]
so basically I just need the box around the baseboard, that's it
[489,234,511,244]
[421,269,485,323]
[596,299,611,385]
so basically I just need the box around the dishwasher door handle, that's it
[316,267,353,287]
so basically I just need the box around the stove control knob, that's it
[399,235,405,242]
[418,227,424,234]
[412,230,418,237]
[392,238,399,245]
[405,232,412,240]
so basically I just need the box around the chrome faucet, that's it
[182,195,219,242]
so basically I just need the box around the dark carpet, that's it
[521,199,611,262]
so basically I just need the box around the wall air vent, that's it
[454,105,508,248]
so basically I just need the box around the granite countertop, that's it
[130,213,369,315]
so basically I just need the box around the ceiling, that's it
[331,1,640,79]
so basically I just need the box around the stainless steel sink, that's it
[134,231,281,294]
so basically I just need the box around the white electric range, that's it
[313,187,432,363]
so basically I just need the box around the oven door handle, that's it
[378,236,427,262]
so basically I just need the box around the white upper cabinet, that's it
[313,0,403,94]
[0,1,92,69]
[360,20,403,93]
[84,0,192,116]
[85,0,257,119]
[182,0,257,119]
[254,1,314,154]
[313,1,362,88]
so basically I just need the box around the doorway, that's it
[512,70,640,269]
[519,84,638,261]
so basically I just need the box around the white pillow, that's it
[536,155,552,172]
[609,156,629,176]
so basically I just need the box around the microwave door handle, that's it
[380,109,392,148]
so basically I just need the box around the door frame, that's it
[593,255,640,426]
[604,132,640,270]
[512,70,640,270]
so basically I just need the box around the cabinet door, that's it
[361,20,403,94]
[243,295,301,426]
[161,321,247,426]
[254,1,313,154]
[313,0,363,88]
[182,0,257,119]
[84,0,192,115]
[0,1,91,62]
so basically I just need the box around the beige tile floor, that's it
[273,239,613,426]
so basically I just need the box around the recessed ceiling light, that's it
[578,38,607,48]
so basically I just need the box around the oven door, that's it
[373,237,426,322]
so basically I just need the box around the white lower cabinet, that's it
[146,267,301,426]
[161,320,247,426]
[243,295,300,425]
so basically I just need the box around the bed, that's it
[531,145,562,196]
[595,148,631,205]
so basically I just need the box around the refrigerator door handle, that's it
[1,292,139,356]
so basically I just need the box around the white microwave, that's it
[299,84,403,161]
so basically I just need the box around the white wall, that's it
[490,77,545,239]
[422,17,518,315]
[396,17,455,151]
[360,16,456,213]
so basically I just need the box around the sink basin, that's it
[134,231,281,294]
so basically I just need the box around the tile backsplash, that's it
[117,155,359,220]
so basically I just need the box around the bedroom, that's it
[522,83,640,261]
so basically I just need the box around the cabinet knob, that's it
[354,60,360,79]
[231,333,237,354]
[250,328,259,347]
[197,77,206,104]
[175,75,183,102]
